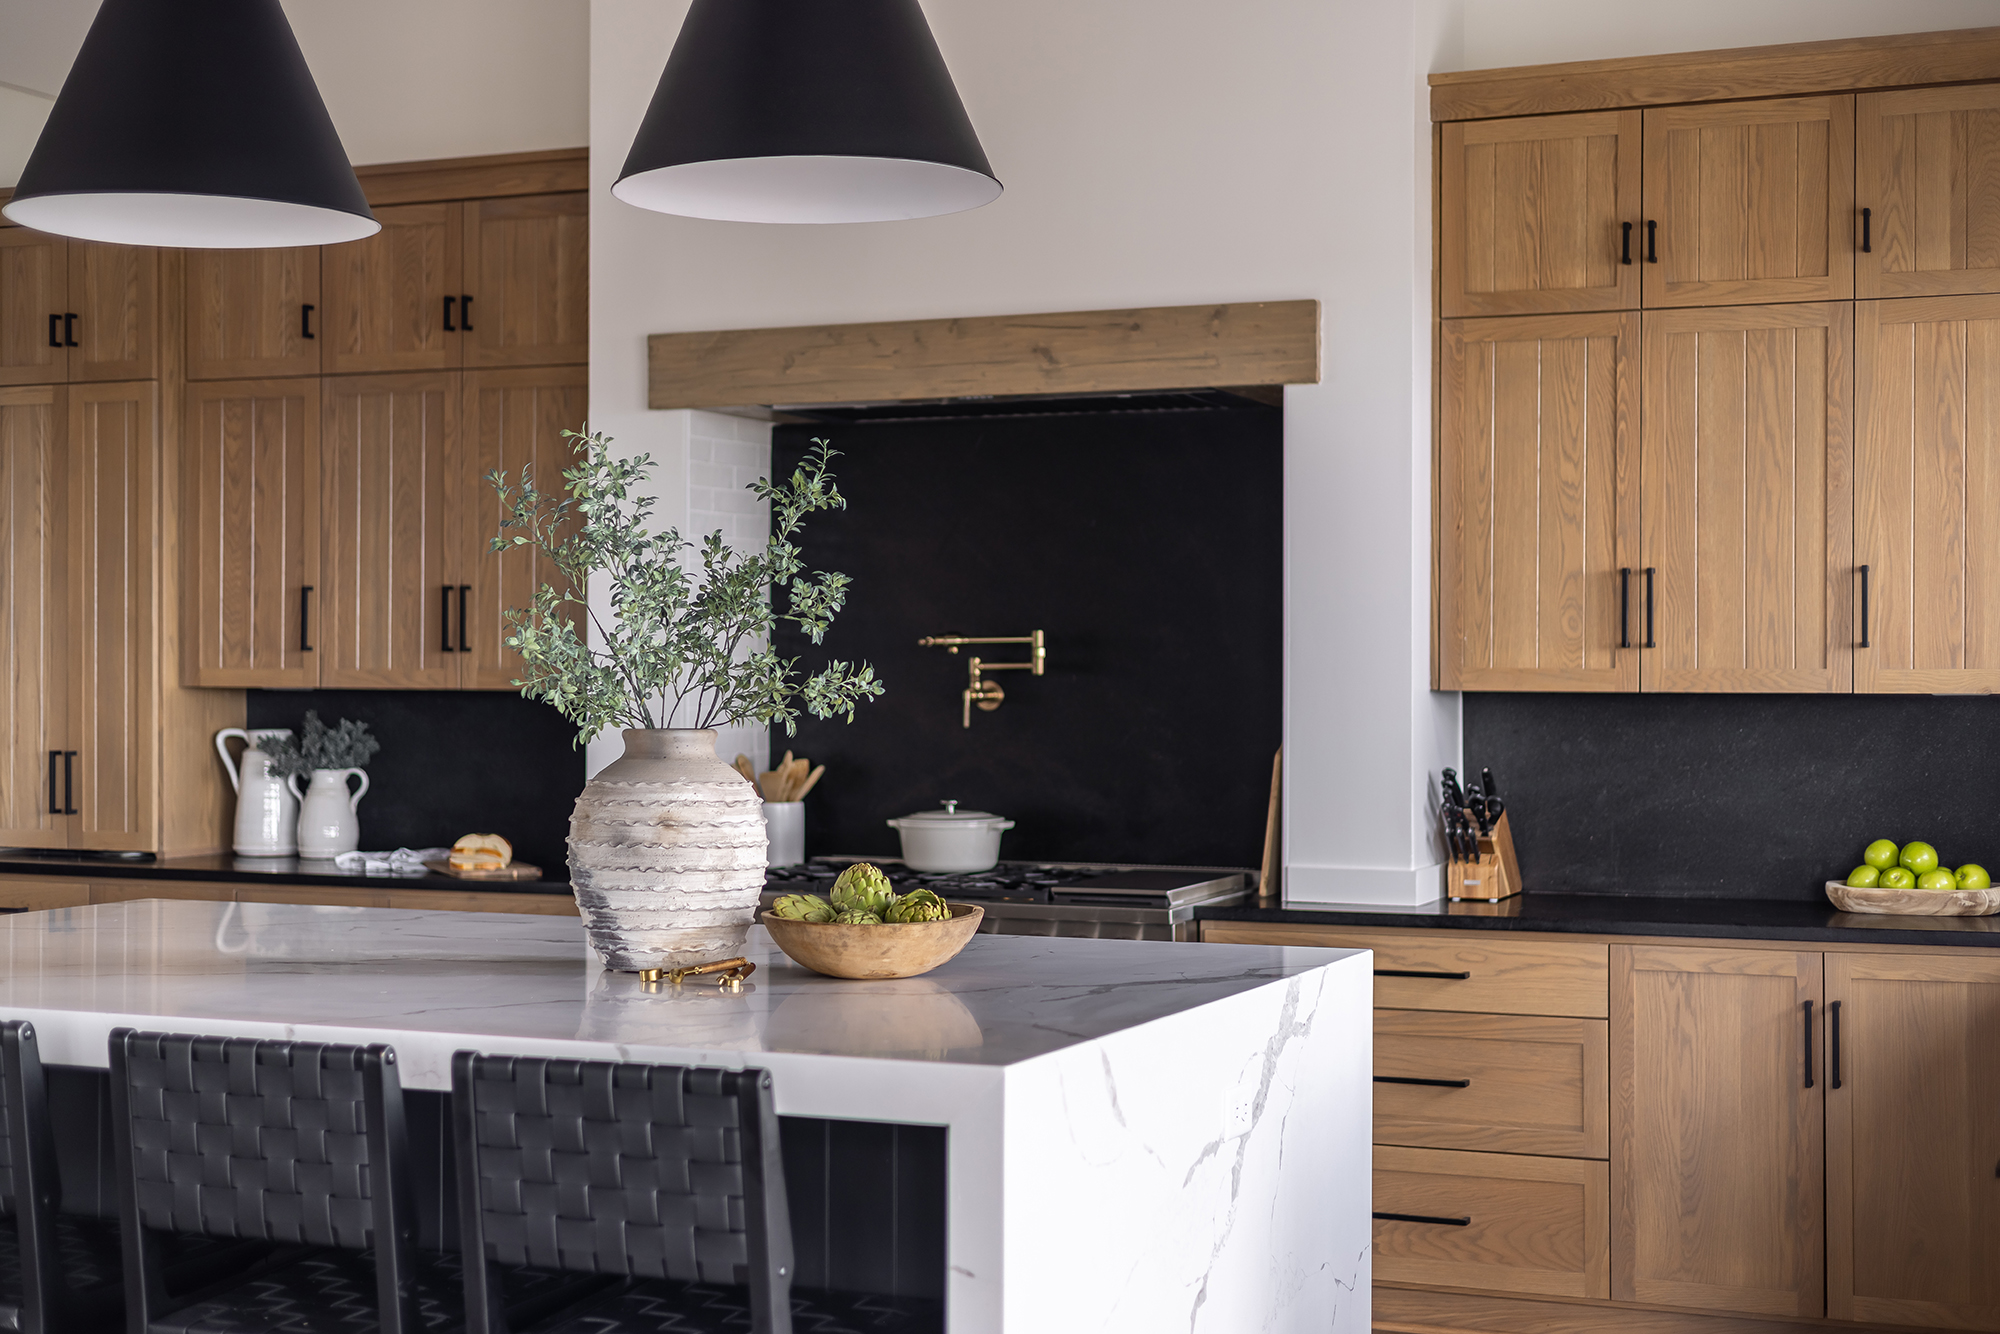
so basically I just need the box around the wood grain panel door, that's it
[462,367,585,690]
[185,248,322,380]
[184,379,321,688]
[1442,111,1641,317]
[1856,295,2000,693]
[66,381,157,851]
[320,373,461,688]
[1826,952,2000,1329]
[321,203,460,374]
[1643,97,1854,307]
[1858,85,2000,299]
[0,229,67,386]
[0,387,67,848]
[1610,944,1824,1318]
[68,243,157,382]
[463,193,587,367]
[1438,313,1638,691]
[1639,303,1852,692]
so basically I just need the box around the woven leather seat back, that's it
[0,1033,15,1217]
[466,1055,753,1283]
[120,1032,378,1248]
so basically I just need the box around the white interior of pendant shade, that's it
[1,192,380,248]
[612,155,1002,224]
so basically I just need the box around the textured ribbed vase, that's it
[569,729,768,971]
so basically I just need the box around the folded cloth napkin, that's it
[333,847,451,875]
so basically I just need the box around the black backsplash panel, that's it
[769,410,1282,868]
[245,689,584,873]
[1464,692,2000,901]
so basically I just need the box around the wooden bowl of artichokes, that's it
[762,863,984,979]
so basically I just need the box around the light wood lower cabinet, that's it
[1376,1010,1607,1158]
[1374,1146,1609,1298]
[0,874,577,915]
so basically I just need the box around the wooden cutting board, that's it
[422,859,545,882]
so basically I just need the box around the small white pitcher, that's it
[215,728,298,857]
[289,767,370,859]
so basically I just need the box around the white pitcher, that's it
[289,767,370,859]
[215,728,298,857]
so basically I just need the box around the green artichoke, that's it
[770,893,834,923]
[830,862,895,916]
[832,908,883,925]
[886,888,950,923]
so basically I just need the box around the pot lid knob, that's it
[940,799,958,814]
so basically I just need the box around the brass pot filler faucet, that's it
[918,631,1047,728]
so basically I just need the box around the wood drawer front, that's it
[1202,923,1607,1016]
[1374,1145,1609,1299]
[0,876,91,910]
[1376,1011,1608,1158]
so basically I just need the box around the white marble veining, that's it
[0,900,1372,1334]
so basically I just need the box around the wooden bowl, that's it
[760,903,985,979]
[1825,879,2000,917]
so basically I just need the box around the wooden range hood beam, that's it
[646,300,1320,411]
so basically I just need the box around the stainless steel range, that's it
[761,857,1252,942]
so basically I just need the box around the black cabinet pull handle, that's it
[1643,567,1656,647]
[443,295,456,332]
[1645,220,1657,263]
[1861,207,1872,253]
[1621,221,1632,265]
[1375,968,1472,980]
[63,752,76,815]
[1375,1076,1472,1088]
[63,314,77,348]
[1619,567,1632,649]
[301,303,315,340]
[458,583,470,652]
[441,584,454,652]
[299,585,314,652]
[46,314,60,349]
[1830,1000,1843,1089]
[1858,565,1870,649]
[1803,1000,1814,1088]
[1374,1211,1471,1227]
[460,294,473,331]
[47,751,59,815]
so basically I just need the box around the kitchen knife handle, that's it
[64,314,77,348]
[1375,1076,1472,1088]
[63,752,76,815]
[458,584,471,652]
[1374,1211,1471,1227]
[1861,207,1872,254]
[299,585,313,652]
[1375,968,1472,980]
[441,584,454,653]
[1619,567,1632,648]
[1643,568,1656,648]
[47,751,59,815]
[47,315,60,349]
[1646,219,1657,263]
[443,295,456,332]
[1829,1000,1843,1089]
[301,303,315,340]
[1858,565,1870,648]
[1621,221,1632,265]
[459,294,473,331]
[1802,1000,1814,1088]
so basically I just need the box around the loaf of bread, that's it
[449,833,513,872]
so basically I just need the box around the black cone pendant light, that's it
[615,0,1001,224]
[3,0,376,248]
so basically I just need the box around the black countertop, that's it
[0,852,570,897]
[1197,893,2000,949]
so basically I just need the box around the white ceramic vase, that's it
[289,767,370,859]
[214,727,298,857]
[568,729,768,972]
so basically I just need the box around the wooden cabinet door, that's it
[66,382,157,851]
[185,248,321,380]
[321,203,461,374]
[1442,111,1641,317]
[0,229,67,386]
[1438,313,1638,691]
[1611,945,1824,1318]
[1855,295,2000,693]
[320,373,461,688]
[1639,303,1852,692]
[68,243,158,382]
[462,367,585,690]
[463,193,587,367]
[184,379,321,688]
[1858,85,2000,299]
[0,387,67,848]
[1643,97,1854,307]
[1826,952,2000,1329]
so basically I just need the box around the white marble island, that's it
[0,900,1372,1334]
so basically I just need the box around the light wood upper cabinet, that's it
[1442,112,1641,317]
[1855,295,2000,693]
[1639,303,1851,692]
[1857,85,2000,299]
[463,193,588,368]
[322,202,461,374]
[1642,97,1854,307]
[185,248,322,380]
[1439,313,1638,691]
[68,243,158,382]
[1825,952,2000,1329]
[184,379,321,689]
[319,373,461,689]
[0,387,66,849]
[1611,944,1824,1318]
[0,229,67,386]
[461,367,585,691]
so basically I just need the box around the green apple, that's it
[1900,841,1941,875]
[1918,868,1958,891]
[1957,864,1992,891]
[1863,839,1901,870]
[1879,866,1918,889]
[1844,864,1881,888]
